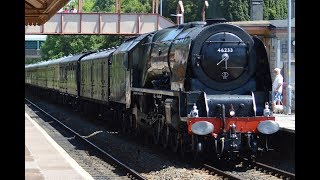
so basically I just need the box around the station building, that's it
[25,35,46,62]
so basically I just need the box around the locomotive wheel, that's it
[192,135,203,161]
[112,110,120,128]
[143,130,151,145]
[79,101,85,115]
[179,138,186,158]
[160,125,169,149]
[153,119,161,145]
[124,112,134,134]
[170,132,179,152]
[127,113,133,134]
[83,101,88,115]
[74,100,80,112]
[62,95,67,105]
[131,115,140,137]
[121,113,127,133]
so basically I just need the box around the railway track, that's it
[201,163,242,179]
[26,95,295,180]
[200,158,295,180]
[240,157,295,180]
[25,98,147,180]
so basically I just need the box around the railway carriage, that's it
[80,49,114,102]
[46,57,64,91]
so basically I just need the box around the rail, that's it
[25,98,147,180]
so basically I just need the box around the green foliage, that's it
[161,0,203,23]
[205,0,224,19]
[91,0,151,13]
[82,0,96,12]
[92,0,115,12]
[263,0,288,20]
[183,1,202,22]
[66,0,97,12]
[121,0,151,13]
[25,57,42,65]
[161,0,251,23]
[219,0,250,21]
[40,35,123,60]
[67,0,79,11]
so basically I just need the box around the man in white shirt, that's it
[272,68,283,111]
[70,6,77,13]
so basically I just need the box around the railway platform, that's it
[274,113,295,133]
[25,112,94,180]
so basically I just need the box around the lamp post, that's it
[160,0,162,16]
[286,0,292,114]
[78,0,82,13]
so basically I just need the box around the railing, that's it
[25,13,175,35]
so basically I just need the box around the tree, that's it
[92,0,115,12]
[121,0,151,13]
[82,0,96,12]
[219,0,250,21]
[161,0,203,23]
[25,57,42,65]
[161,0,251,23]
[263,0,288,20]
[40,35,123,60]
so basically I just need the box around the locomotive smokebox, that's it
[205,18,227,26]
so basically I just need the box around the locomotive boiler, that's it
[25,19,280,161]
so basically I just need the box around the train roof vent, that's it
[205,18,227,26]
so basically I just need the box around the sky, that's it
[25,35,47,41]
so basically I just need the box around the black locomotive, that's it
[26,20,280,160]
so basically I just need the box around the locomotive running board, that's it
[130,87,179,97]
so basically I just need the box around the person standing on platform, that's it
[272,68,283,112]
[70,6,77,13]
[63,7,69,13]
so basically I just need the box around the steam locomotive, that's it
[25,19,280,161]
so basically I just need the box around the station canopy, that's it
[25,0,70,25]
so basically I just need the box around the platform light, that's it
[229,110,235,116]
[229,104,235,116]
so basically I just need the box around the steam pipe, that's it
[222,104,226,131]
